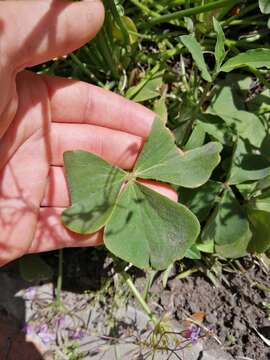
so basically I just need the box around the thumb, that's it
[1,0,104,70]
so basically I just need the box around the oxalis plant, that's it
[61,118,221,270]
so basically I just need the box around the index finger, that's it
[43,75,155,139]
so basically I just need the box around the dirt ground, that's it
[0,250,270,359]
[147,259,270,359]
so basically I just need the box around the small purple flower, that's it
[37,324,56,345]
[23,287,37,300]
[68,328,86,340]
[22,323,34,335]
[189,325,201,344]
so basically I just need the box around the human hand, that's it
[0,0,177,267]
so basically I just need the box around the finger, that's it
[139,179,179,202]
[50,123,143,169]
[1,0,104,69]
[42,167,178,207]
[42,166,69,207]
[29,207,103,253]
[44,76,155,138]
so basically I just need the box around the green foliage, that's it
[213,17,226,73]
[221,49,270,72]
[259,0,270,14]
[180,35,212,82]
[62,118,221,270]
[201,189,252,258]
[40,1,270,267]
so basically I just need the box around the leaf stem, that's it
[122,271,159,326]
[55,249,63,309]
[148,0,239,26]
[129,0,160,17]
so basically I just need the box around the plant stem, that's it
[70,53,104,87]
[129,0,160,17]
[56,249,63,309]
[122,272,159,326]
[96,30,119,79]
[148,0,239,26]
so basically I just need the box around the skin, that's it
[0,0,177,267]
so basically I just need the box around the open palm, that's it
[0,0,176,266]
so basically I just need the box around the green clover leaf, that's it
[62,118,222,270]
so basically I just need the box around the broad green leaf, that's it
[185,245,201,260]
[196,238,214,253]
[201,189,252,258]
[197,113,233,145]
[105,181,200,270]
[236,182,257,200]
[221,49,270,72]
[217,111,266,148]
[229,138,270,185]
[153,96,168,123]
[126,67,164,102]
[134,118,222,188]
[62,151,126,234]
[209,73,270,115]
[180,181,223,222]
[247,208,270,253]
[180,34,212,82]
[132,73,163,102]
[255,175,270,192]
[19,255,53,282]
[252,190,270,212]
[259,0,270,14]
[184,123,206,150]
[213,17,226,72]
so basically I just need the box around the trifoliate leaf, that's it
[134,118,222,188]
[62,151,126,234]
[104,181,200,270]
[62,118,220,269]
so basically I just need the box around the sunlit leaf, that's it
[185,245,201,260]
[62,151,126,234]
[197,113,233,145]
[252,190,270,212]
[105,181,200,270]
[180,34,212,82]
[259,0,270,14]
[184,123,206,150]
[213,17,226,72]
[247,207,270,253]
[229,138,270,185]
[134,118,222,188]
[153,96,168,123]
[180,181,223,222]
[221,49,270,72]
[201,189,251,258]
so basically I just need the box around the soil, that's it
[146,258,270,359]
[1,249,270,359]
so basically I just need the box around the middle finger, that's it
[49,122,143,169]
